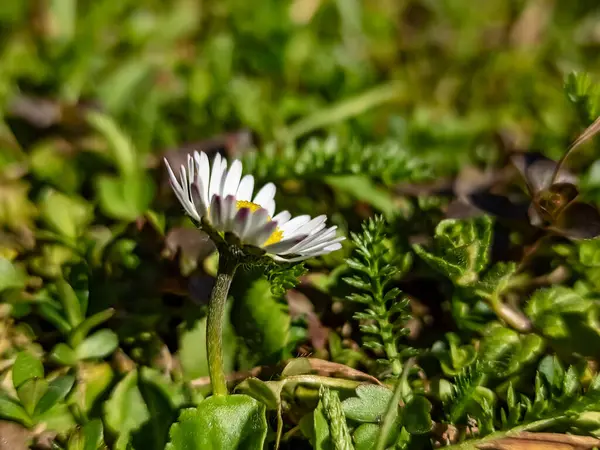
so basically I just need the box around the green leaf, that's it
[166,395,267,450]
[413,216,492,286]
[319,386,354,450]
[50,343,78,366]
[87,112,138,175]
[95,173,155,221]
[231,276,289,367]
[539,355,565,393]
[57,278,84,328]
[0,393,31,426]
[353,423,379,450]
[72,362,114,413]
[38,188,93,240]
[35,403,76,433]
[341,384,393,423]
[17,378,48,416]
[103,371,149,444]
[34,375,75,416]
[130,368,177,450]
[314,401,333,450]
[75,329,119,360]
[0,257,25,293]
[326,175,396,217]
[70,308,115,348]
[403,395,432,435]
[12,351,44,390]
[178,300,237,380]
[67,419,105,450]
[234,378,280,410]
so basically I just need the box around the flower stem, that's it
[207,252,238,396]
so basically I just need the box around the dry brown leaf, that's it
[281,357,382,385]
[478,432,600,450]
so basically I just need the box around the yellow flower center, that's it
[235,200,283,246]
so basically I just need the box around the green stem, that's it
[207,252,238,396]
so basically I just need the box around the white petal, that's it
[253,182,276,208]
[190,179,207,217]
[236,175,254,201]
[282,227,339,255]
[221,195,237,231]
[218,159,229,196]
[262,199,276,217]
[296,236,345,255]
[233,208,252,238]
[293,215,327,237]
[281,215,311,236]
[242,209,269,240]
[272,210,291,226]
[209,195,222,228]
[263,234,308,254]
[223,160,242,198]
[208,153,223,200]
[248,221,278,247]
[164,158,183,192]
[194,151,210,205]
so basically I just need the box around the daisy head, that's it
[164,151,344,262]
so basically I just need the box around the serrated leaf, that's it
[75,329,118,360]
[342,384,393,423]
[166,395,267,450]
[413,216,492,286]
[12,352,44,390]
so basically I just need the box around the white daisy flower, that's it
[164,151,344,262]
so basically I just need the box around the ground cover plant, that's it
[3,0,600,449]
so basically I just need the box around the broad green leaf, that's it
[0,257,25,293]
[413,216,492,286]
[75,329,119,360]
[103,371,149,445]
[38,188,93,240]
[57,278,83,328]
[130,368,177,450]
[12,351,44,390]
[73,362,114,413]
[314,402,333,450]
[231,276,289,367]
[67,418,105,450]
[50,343,78,366]
[326,175,396,217]
[0,394,31,426]
[403,395,432,435]
[166,395,267,450]
[341,384,393,423]
[17,378,48,416]
[178,301,237,380]
[29,140,80,192]
[35,403,76,433]
[87,112,137,175]
[34,375,75,416]
[70,308,115,348]
[539,355,565,393]
[95,173,155,221]
[353,423,379,450]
